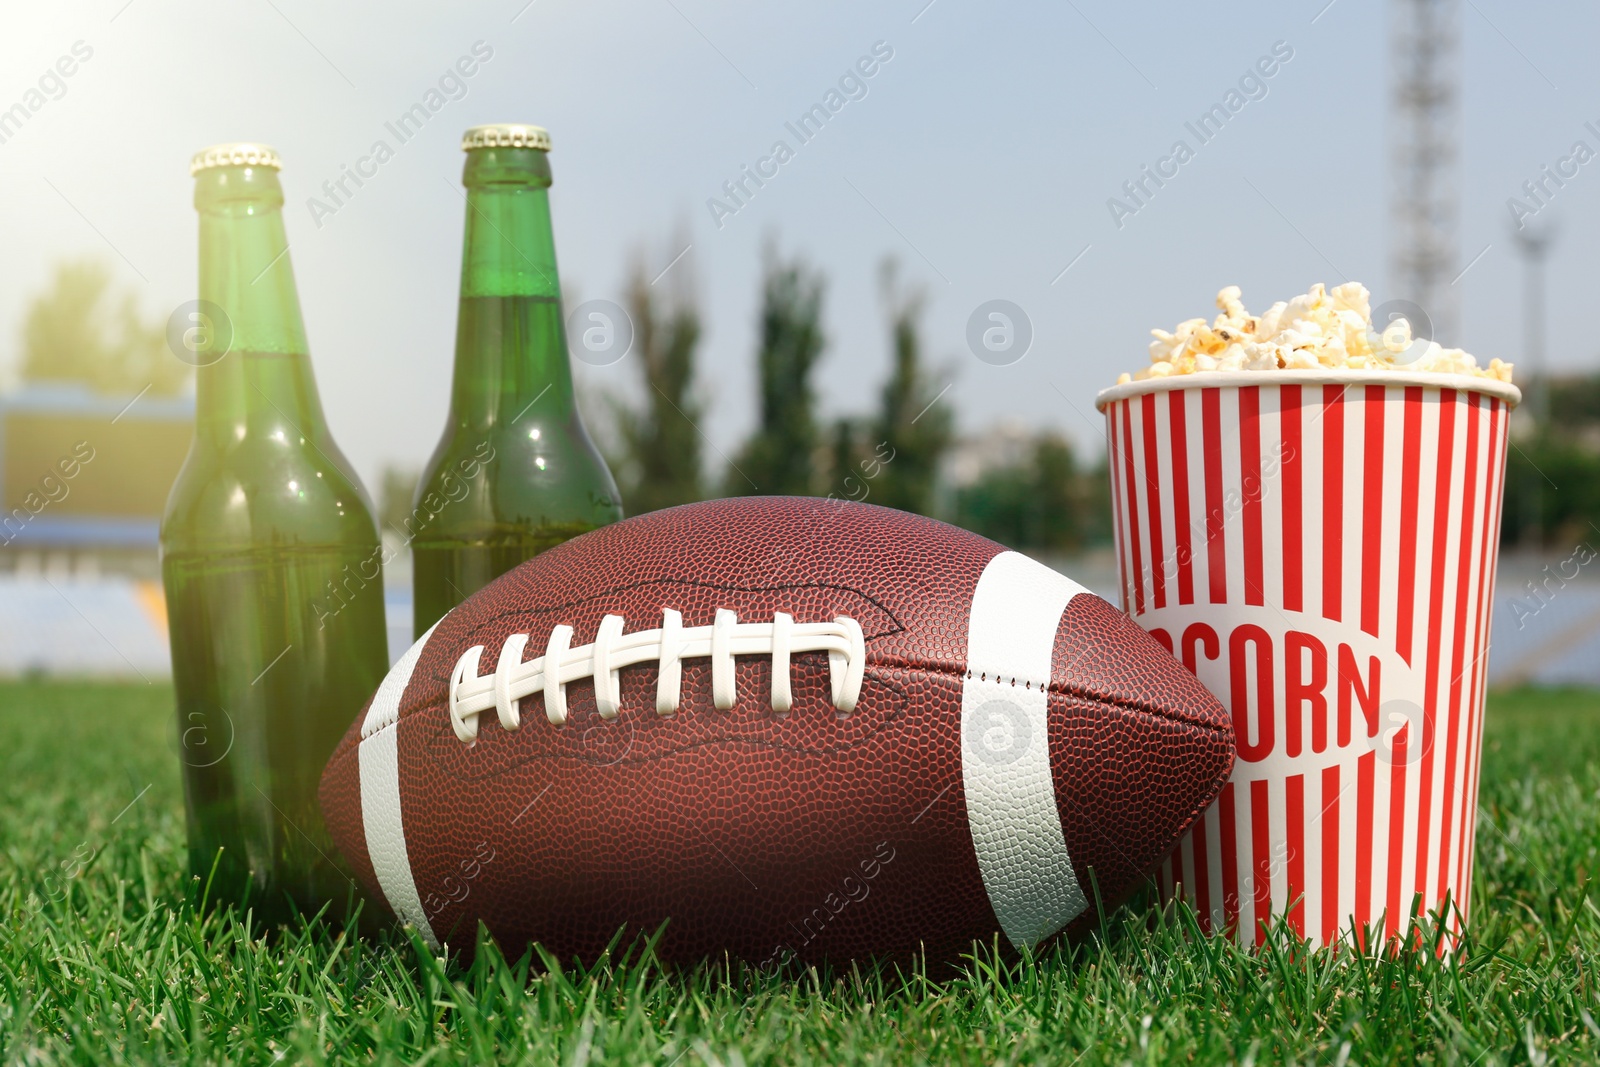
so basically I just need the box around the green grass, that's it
[3,683,1600,1065]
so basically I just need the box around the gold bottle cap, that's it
[462,124,551,152]
[190,142,282,176]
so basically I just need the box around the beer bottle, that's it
[411,124,622,637]
[161,143,389,926]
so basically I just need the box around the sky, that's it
[0,0,1596,492]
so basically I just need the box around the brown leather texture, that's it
[320,497,1233,966]
[1048,594,1237,941]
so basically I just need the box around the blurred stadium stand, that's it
[0,573,409,675]
[4,542,1595,687]
[0,381,1590,684]
[0,383,191,577]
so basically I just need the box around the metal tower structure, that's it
[1514,224,1553,542]
[1391,0,1461,343]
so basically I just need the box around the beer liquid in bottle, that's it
[411,124,622,637]
[161,144,388,926]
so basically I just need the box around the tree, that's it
[952,432,1093,553]
[865,260,953,516]
[728,247,827,496]
[1498,368,1600,547]
[21,258,187,396]
[377,466,420,537]
[824,415,868,501]
[612,247,705,514]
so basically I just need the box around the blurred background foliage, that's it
[1502,375,1600,550]
[596,243,1108,554]
[9,247,1138,559]
[21,249,1600,560]
[21,258,187,398]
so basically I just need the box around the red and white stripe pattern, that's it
[1099,376,1514,948]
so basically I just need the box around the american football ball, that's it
[320,497,1233,966]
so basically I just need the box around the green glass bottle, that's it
[411,124,622,637]
[161,143,389,927]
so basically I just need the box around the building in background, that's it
[1,382,192,577]
[0,383,190,676]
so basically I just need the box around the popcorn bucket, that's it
[1095,370,1520,949]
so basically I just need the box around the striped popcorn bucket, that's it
[1095,370,1520,949]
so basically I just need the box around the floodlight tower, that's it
[1391,0,1461,342]
[1514,225,1553,426]
[1514,223,1553,545]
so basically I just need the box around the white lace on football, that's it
[447,608,866,743]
